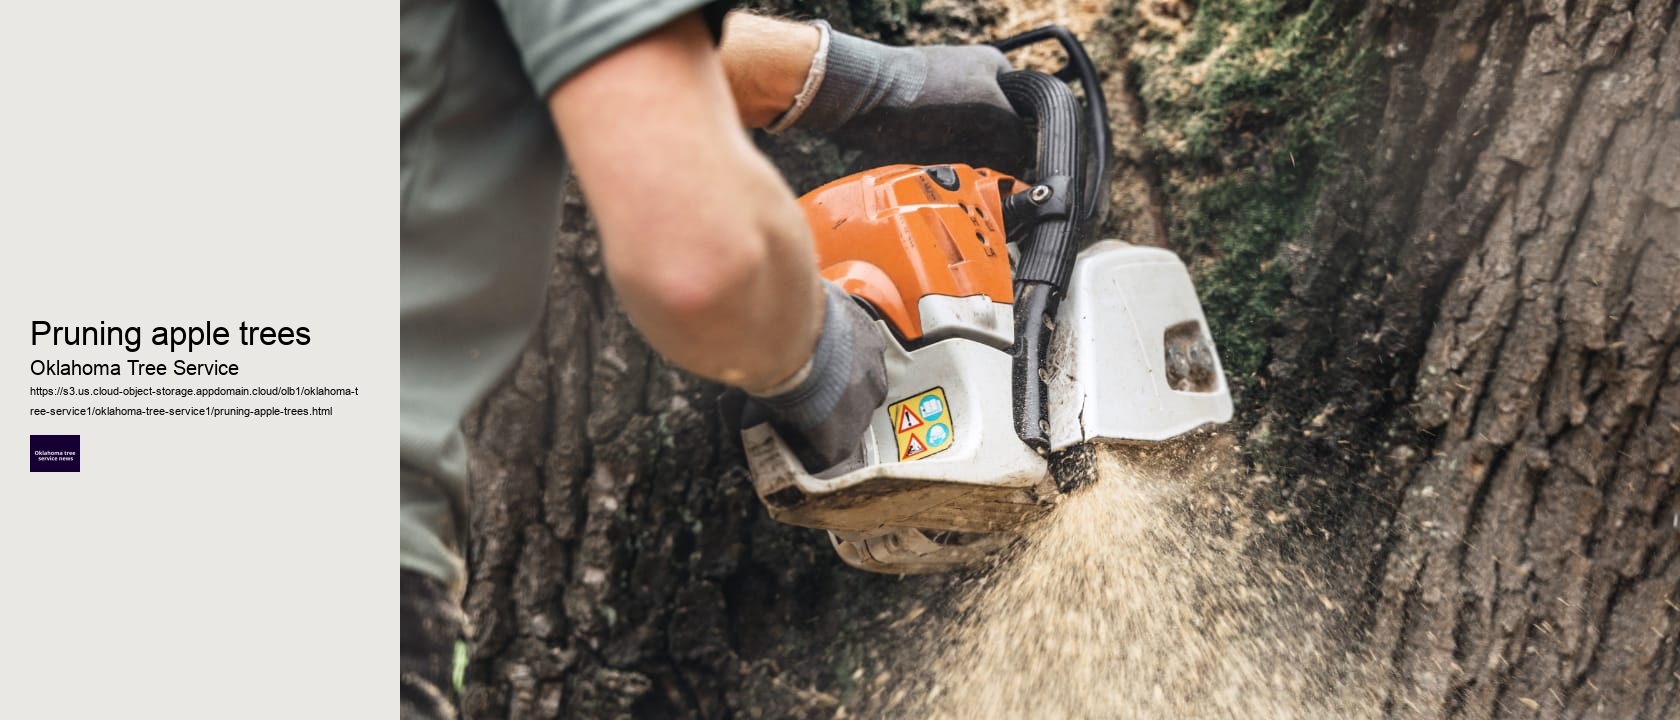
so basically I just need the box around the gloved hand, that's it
[774,22,1029,174]
[747,281,887,473]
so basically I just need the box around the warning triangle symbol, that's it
[903,434,927,458]
[897,407,923,432]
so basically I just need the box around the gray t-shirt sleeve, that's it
[495,0,730,96]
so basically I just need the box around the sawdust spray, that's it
[898,445,1387,719]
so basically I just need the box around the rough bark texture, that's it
[458,0,1680,718]
[1264,1,1680,717]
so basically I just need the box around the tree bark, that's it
[458,1,1680,718]
[1266,1,1680,717]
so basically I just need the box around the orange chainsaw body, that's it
[798,164,1019,341]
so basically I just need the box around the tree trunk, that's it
[1268,1,1680,717]
[458,1,1679,718]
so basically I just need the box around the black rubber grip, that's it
[993,29,1111,456]
[992,24,1113,229]
[1010,281,1057,451]
[999,71,1083,290]
[1000,71,1087,451]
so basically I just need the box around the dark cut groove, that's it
[1442,591,1480,719]
[1390,549,1434,712]
[1566,573,1636,708]
[1372,0,1518,268]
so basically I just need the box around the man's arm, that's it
[548,10,1013,469]
[718,13,1024,170]
[715,14,819,128]
[549,13,819,395]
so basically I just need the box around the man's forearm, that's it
[550,13,822,394]
[718,13,820,128]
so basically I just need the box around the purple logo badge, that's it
[30,435,80,472]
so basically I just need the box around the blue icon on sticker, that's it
[927,423,950,448]
[918,395,944,421]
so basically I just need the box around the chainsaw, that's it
[740,27,1233,573]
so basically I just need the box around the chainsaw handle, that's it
[998,69,1088,452]
[999,71,1083,290]
[993,25,1112,229]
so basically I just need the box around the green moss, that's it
[1122,0,1374,390]
[1177,175,1298,380]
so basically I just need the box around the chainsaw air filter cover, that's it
[800,162,1020,339]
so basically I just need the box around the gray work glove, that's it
[779,22,1029,174]
[748,281,887,473]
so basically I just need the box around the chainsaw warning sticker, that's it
[887,387,954,462]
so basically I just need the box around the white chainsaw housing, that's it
[742,241,1233,573]
[1046,241,1234,449]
